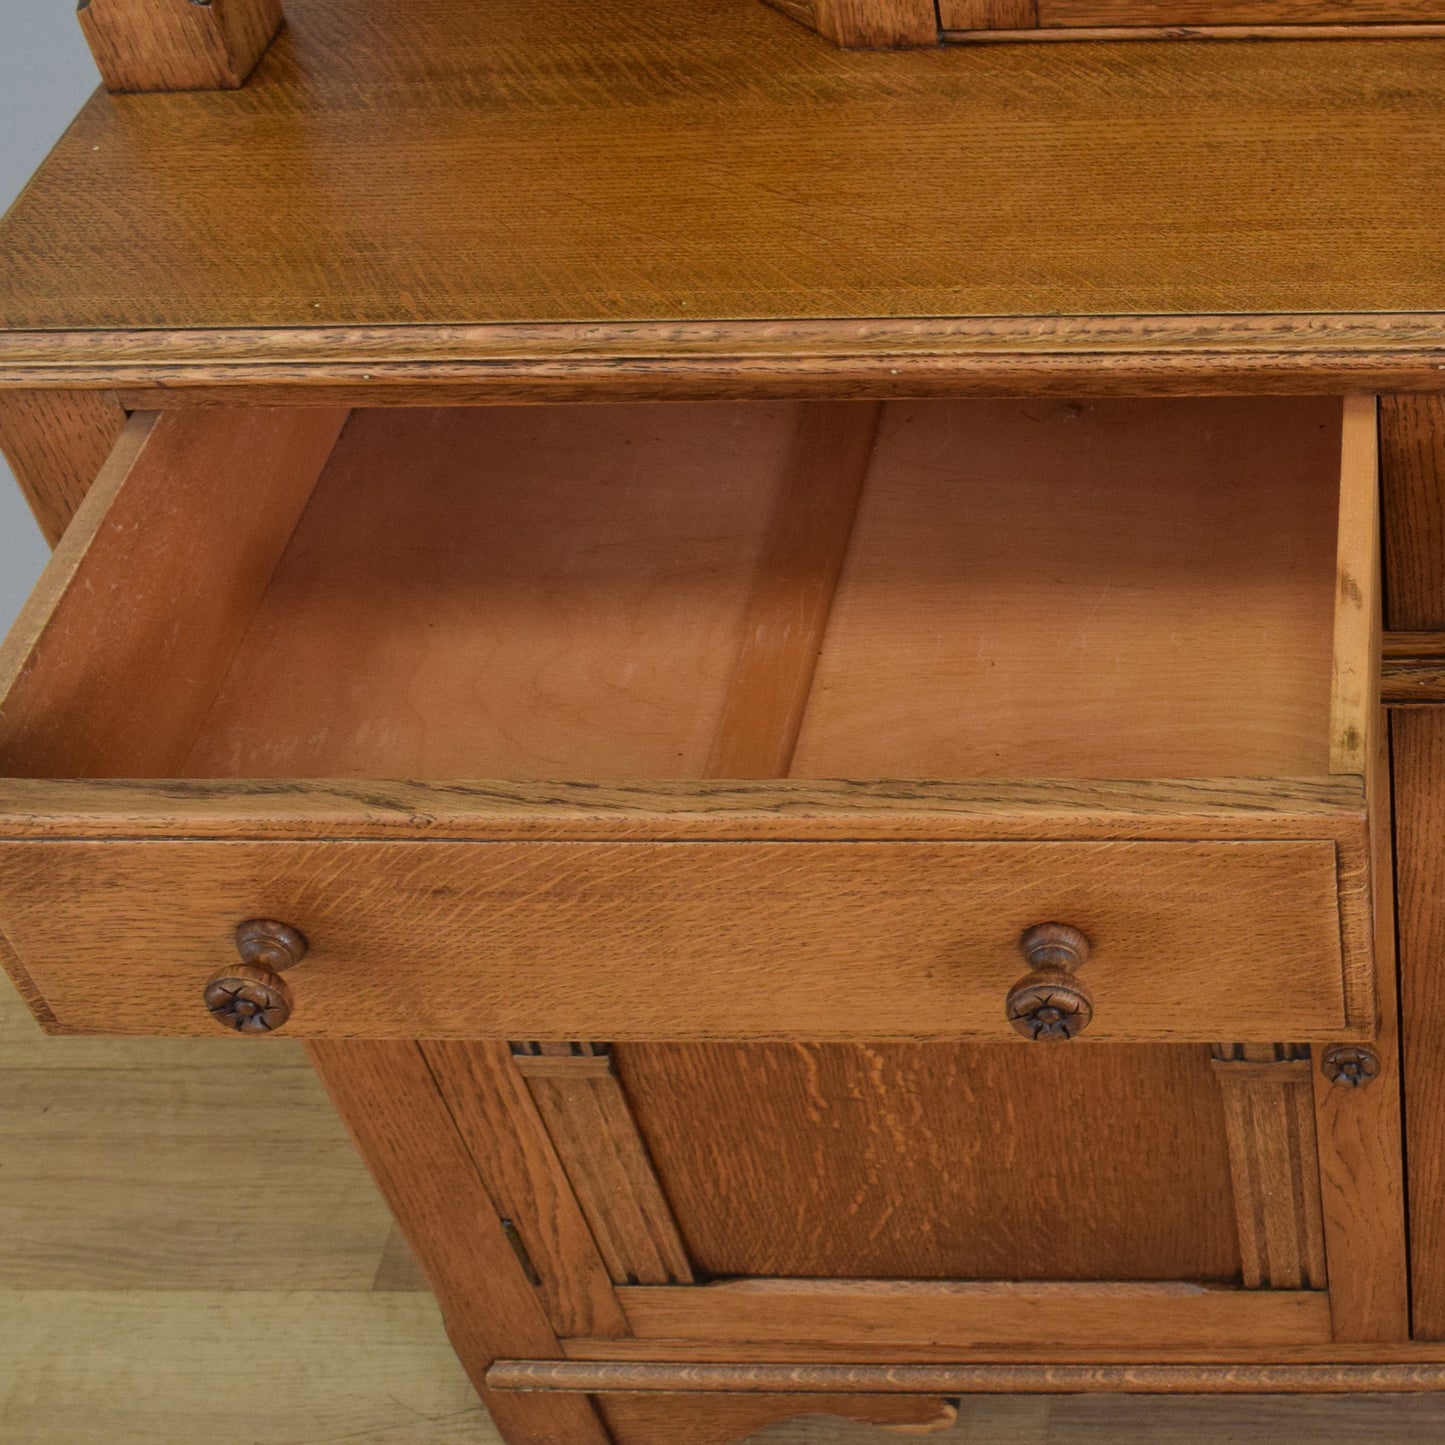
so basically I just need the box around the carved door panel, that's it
[446,1035,1401,1351]
[332,1023,1403,1443]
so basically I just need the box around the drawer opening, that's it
[0,395,1382,1042]
[0,395,1376,791]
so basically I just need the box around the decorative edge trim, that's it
[487,1359,1445,1394]
[944,23,1445,43]
[1383,631,1445,703]
[4,313,1445,394]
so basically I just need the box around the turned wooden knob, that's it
[1019,922,1090,972]
[204,920,307,1034]
[1007,923,1093,1041]
[1321,1043,1381,1088]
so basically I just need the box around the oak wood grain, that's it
[513,1050,693,1287]
[78,0,283,91]
[764,0,939,45]
[1036,0,1445,21]
[0,837,1358,1042]
[940,0,1040,26]
[4,956,1440,1435]
[585,1331,1445,1376]
[0,775,1373,841]
[1209,1050,1327,1290]
[1389,711,1445,1340]
[613,1280,1332,1349]
[1382,394,1445,630]
[419,1042,629,1338]
[8,0,1445,341]
[561,1335,1445,1363]
[1378,393,1445,1339]
[1311,730,1408,1342]
[307,1039,610,1444]
[13,315,1445,400]
[0,390,127,544]
[945,22,1445,38]
[616,1042,1242,1281]
[1381,632,1445,702]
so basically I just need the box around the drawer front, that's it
[0,837,1355,1041]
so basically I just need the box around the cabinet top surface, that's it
[3,0,1445,345]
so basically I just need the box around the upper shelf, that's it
[4,0,1445,392]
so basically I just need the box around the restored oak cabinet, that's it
[5,1,1445,1440]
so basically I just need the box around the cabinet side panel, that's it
[0,408,346,779]
[1381,394,1445,1340]
[306,1040,611,1444]
[0,391,128,545]
[1390,710,1445,1338]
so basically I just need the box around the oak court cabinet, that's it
[7,0,1445,1439]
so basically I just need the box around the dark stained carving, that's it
[204,919,307,1033]
[1321,1043,1383,1088]
[1007,922,1094,1040]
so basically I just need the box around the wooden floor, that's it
[5,978,1445,1442]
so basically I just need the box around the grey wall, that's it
[0,0,105,629]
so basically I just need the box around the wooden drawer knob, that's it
[1321,1043,1381,1088]
[203,920,307,1034]
[1007,923,1093,1041]
[1006,975,1093,1041]
[1019,922,1090,972]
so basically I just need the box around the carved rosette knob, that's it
[1321,1043,1381,1088]
[204,964,294,1033]
[204,920,307,1034]
[1006,975,1094,1040]
[1006,923,1093,1041]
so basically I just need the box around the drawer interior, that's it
[0,395,1372,789]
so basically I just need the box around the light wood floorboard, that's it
[0,1290,492,1444]
[8,977,1445,1441]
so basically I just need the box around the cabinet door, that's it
[312,1011,1406,1442]
[442,1031,1403,1349]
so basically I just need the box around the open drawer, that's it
[0,395,1380,1043]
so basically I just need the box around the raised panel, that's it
[615,1042,1243,1281]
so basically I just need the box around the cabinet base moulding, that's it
[488,1360,1445,1395]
